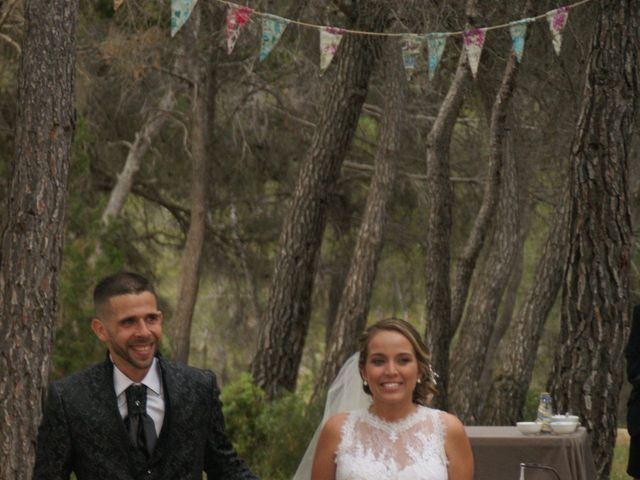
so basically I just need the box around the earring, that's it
[417,378,422,384]
[363,380,368,386]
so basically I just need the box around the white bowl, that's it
[551,414,579,423]
[550,421,578,434]
[516,422,542,434]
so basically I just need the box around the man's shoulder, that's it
[52,360,110,392]
[158,357,217,387]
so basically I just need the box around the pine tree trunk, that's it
[171,4,219,364]
[423,39,472,412]
[449,111,521,423]
[0,0,77,477]
[313,38,406,401]
[477,146,530,413]
[251,2,389,399]
[548,2,639,478]
[483,188,570,425]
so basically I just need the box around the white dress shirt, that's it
[113,357,165,437]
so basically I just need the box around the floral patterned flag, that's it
[227,5,254,55]
[401,35,423,73]
[113,0,124,11]
[463,28,486,79]
[260,14,289,61]
[546,6,571,55]
[509,19,532,63]
[171,0,198,37]
[320,27,345,71]
[426,33,448,80]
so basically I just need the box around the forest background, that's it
[0,0,639,479]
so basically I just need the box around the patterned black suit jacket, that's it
[32,356,258,480]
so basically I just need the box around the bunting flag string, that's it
[260,14,289,61]
[226,5,253,54]
[463,28,487,79]
[547,7,571,55]
[401,35,423,73]
[170,0,198,37]
[509,19,532,63]
[154,0,593,76]
[320,27,345,71]
[426,33,448,80]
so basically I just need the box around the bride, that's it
[296,318,473,480]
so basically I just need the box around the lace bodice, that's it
[335,406,448,480]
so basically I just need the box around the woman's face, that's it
[361,330,419,407]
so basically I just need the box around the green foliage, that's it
[220,374,321,480]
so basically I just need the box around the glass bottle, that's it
[536,392,553,433]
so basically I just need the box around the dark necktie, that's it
[125,384,157,456]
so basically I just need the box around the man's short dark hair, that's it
[93,271,156,308]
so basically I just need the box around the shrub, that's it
[221,374,322,480]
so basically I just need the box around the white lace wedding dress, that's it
[335,405,448,480]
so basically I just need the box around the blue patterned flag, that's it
[260,14,289,61]
[171,0,198,37]
[426,33,447,80]
[401,35,424,73]
[509,19,532,63]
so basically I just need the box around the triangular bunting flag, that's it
[426,33,448,80]
[113,0,124,11]
[509,19,532,63]
[463,28,486,79]
[320,27,345,71]
[227,5,254,55]
[546,6,570,55]
[401,35,423,73]
[260,14,289,61]
[171,0,198,37]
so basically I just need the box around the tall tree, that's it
[449,119,522,423]
[252,1,390,399]
[313,37,407,400]
[547,1,639,478]
[423,0,477,409]
[170,4,220,363]
[483,187,571,425]
[0,0,78,477]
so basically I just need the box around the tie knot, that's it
[126,384,147,415]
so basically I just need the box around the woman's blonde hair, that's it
[358,318,437,406]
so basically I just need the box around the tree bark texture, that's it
[170,4,217,364]
[477,147,530,412]
[0,0,77,477]
[448,2,533,337]
[449,109,521,424]
[312,38,407,401]
[483,188,571,425]
[251,2,389,399]
[547,2,638,478]
[422,0,478,410]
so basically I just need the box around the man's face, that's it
[91,291,163,382]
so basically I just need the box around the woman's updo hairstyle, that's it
[357,317,437,406]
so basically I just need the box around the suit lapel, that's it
[89,358,142,468]
[149,356,179,466]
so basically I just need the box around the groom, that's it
[33,271,258,480]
